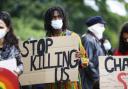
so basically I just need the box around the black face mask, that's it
[123,42,128,50]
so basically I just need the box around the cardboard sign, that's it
[99,56,128,89]
[19,36,79,85]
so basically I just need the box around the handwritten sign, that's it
[99,56,128,89]
[19,36,79,85]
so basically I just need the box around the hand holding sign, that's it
[75,50,88,67]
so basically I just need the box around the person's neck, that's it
[0,38,4,48]
[52,30,62,36]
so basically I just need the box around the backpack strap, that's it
[65,30,72,36]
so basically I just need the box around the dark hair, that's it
[119,22,128,53]
[0,11,19,49]
[44,6,68,36]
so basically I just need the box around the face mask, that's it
[124,38,128,48]
[126,38,128,42]
[0,29,7,39]
[124,38,128,43]
[103,40,111,51]
[51,19,63,30]
[124,42,128,50]
[88,23,105,39]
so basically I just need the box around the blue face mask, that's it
[51,19,63,30]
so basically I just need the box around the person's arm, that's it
[79,38,89,67]
[84,39,95,62]
[72,33,89,67]
[82,36,99,80]
[13,46,23,76]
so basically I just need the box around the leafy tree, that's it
[0,0,128,48]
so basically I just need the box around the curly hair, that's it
[0,11,19,49]
[44,6,68,36]
[119,22,128,54]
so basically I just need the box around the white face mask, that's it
[126,38,128,43]
[103,40,111,51]
[0,29,7,39]
[88,23,105,39]
[51,19,63,30]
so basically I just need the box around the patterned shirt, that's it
[0,44,23,75]
[43,30,88,89]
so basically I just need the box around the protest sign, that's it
[99,56,128,89]
[19,36,79,85]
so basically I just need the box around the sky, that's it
[84,0,127,16]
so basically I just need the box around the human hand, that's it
[81,59,89,67]
[75,50,89,67]
[75,50,81,61]
[13,67,20,77]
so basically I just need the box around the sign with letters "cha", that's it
[99,56,128,89]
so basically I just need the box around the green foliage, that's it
[0,0,128,48]
[13,17,45,40]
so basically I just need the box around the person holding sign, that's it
[34,6,88,89]
[81,16,112,89]
[0,11,23,88]
[114,22,128,55]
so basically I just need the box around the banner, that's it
[99,56,128,89]
[19,36,79,85]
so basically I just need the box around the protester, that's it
[33,6,88,89]
[81,16,112,89]
[114,22,128,55]
[0,11,23,88]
